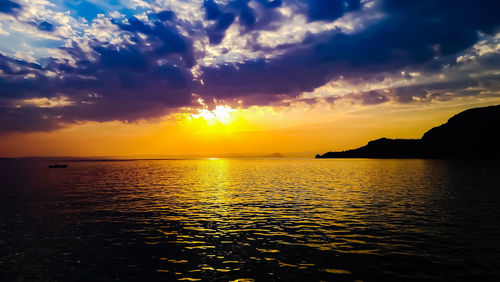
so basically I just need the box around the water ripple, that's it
[1,159,500,281]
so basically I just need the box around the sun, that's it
[190,105,236,126]
[180,103,257,134]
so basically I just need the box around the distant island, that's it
[316,105,500,159]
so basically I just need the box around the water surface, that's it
[1,159,499,281]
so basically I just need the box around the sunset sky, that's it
[0,0,499,157]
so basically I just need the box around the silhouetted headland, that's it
[316,105,500,159]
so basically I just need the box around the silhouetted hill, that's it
[316,138,423,159]
[421,105,500,157]
[316,105,500,159]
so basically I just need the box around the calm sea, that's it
[1,159,499,281]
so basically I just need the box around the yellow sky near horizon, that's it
[1,98,499,158]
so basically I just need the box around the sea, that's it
[1,158,499,281]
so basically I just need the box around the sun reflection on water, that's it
[1,159,500,281]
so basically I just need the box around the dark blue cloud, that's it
[308,0,346,21]
[0,0,20,14]
[345,0,361,11]
[239,5,256,28]
[205,0,284,44]
[228,0,256,28]
[0,0,499,133]
[287,0,362,22]
[198,0,500,101]
[204,0,361,44]
[257,0,282,9]
[0,16,198,133]
[216,12,236,30]
[157,10,175,21]
[149,10,175,22]
[94,46,149,70]
[37,21,55,32]
[116,16,194,67]
[203,0,221,20]
[207,12,235,44]
[0,43,196,132]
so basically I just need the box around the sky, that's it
[0,0,499,157]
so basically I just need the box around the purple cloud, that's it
[0,0,499,133]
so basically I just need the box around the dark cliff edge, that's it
[316,105,500,159]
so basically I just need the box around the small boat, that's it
[48,164,67,168]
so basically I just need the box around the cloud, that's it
[393,74,500,103]
[307,0,361,21]
[353,90,388,105]
[114,15,195,66]
[0,0,499,133]
[207,12,235,44]
[0,0,21,14]
[198,0,500,103]
[203,0,221,20]
[149,10,175,22]
[0,15,197,132]
[204,0,285,44]
[37,21,55,32]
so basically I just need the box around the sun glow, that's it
[190,105,236,125]
[179,104,261,135]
